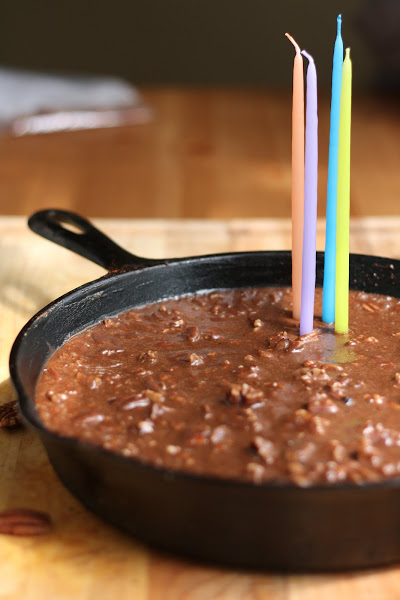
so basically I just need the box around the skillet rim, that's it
[9,248,400,495]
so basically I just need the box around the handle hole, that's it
[56,218,87,235]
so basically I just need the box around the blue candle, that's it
[322,15,344,324]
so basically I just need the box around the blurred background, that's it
[0,0,398,218]
[0,0,375,89]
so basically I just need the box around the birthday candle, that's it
[285,33,304,321]
[322,15,344,324]
[300,51,318,337]
[335,48,352,334]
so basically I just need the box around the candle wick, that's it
[337,14,342,34]
[345,47,351,59]
[285,33,301,54]
[301,50,314,64]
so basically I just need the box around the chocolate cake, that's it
[34,287,400,486]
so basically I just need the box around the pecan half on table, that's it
[0,508,52,536]
[0,401,21,428]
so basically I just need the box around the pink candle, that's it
[300,50,318,336]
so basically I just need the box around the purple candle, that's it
[300,50,318,336]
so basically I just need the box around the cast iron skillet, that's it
[9,209,400,572]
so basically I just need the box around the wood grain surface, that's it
[2,216,400,599]
[0,89,398,220]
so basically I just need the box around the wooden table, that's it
[0,88,398,219]
[2,215,400,599]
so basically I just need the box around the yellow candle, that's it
[335,48,352,334]
[286,33,304,320]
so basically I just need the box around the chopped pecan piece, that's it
[287,461,310,487]
[297,367,331,385]
[143,389,164,403]
[307,395,339,414]
[361,303,376,313]
[287,338,305,353]
[137,350,158,364]
[309,415,329,435]
[166,445,181,455]
[266,331,290,350]
[187,428,210,446]
[364,393,385,405]
[286,442,316,464]
[252,318,263,331]
[186,326,200,342]
[329,440,347,463]
[210,425,232,445]
[226,383,264,405]
[137,420,154,434]
[246,462,266,483]
[252,436,277,464]
[174,352,204,365]
[325,380,347,400]
[72,412,106,426]
[188,353,204,366]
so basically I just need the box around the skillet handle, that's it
[28,209,160,272]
